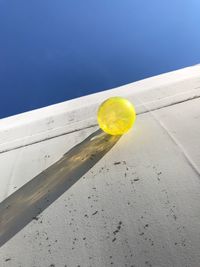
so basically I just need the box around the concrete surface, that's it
[0,66,200,267]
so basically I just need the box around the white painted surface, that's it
[0,66,200,267]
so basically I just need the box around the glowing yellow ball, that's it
[97,97,136,135]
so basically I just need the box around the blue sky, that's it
[0,0,200,118]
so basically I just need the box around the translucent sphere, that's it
[97,97,136,135]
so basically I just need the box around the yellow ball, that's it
[97,97,136,135]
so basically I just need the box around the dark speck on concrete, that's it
[113,229,119,235]
[134,178,140,181]
[114,161,121,165]
[92,211,98,216]
[117,225,121,230]
[5,258,11,262]
[32,216,39,221]
[144,224,149,228]
[112,237,116,242]
[113,221,122,235]
[49,264,55,267]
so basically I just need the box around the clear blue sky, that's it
[0,0,200,118]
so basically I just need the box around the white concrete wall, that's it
[0,65,200,267]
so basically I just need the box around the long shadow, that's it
[0,129,121,247]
